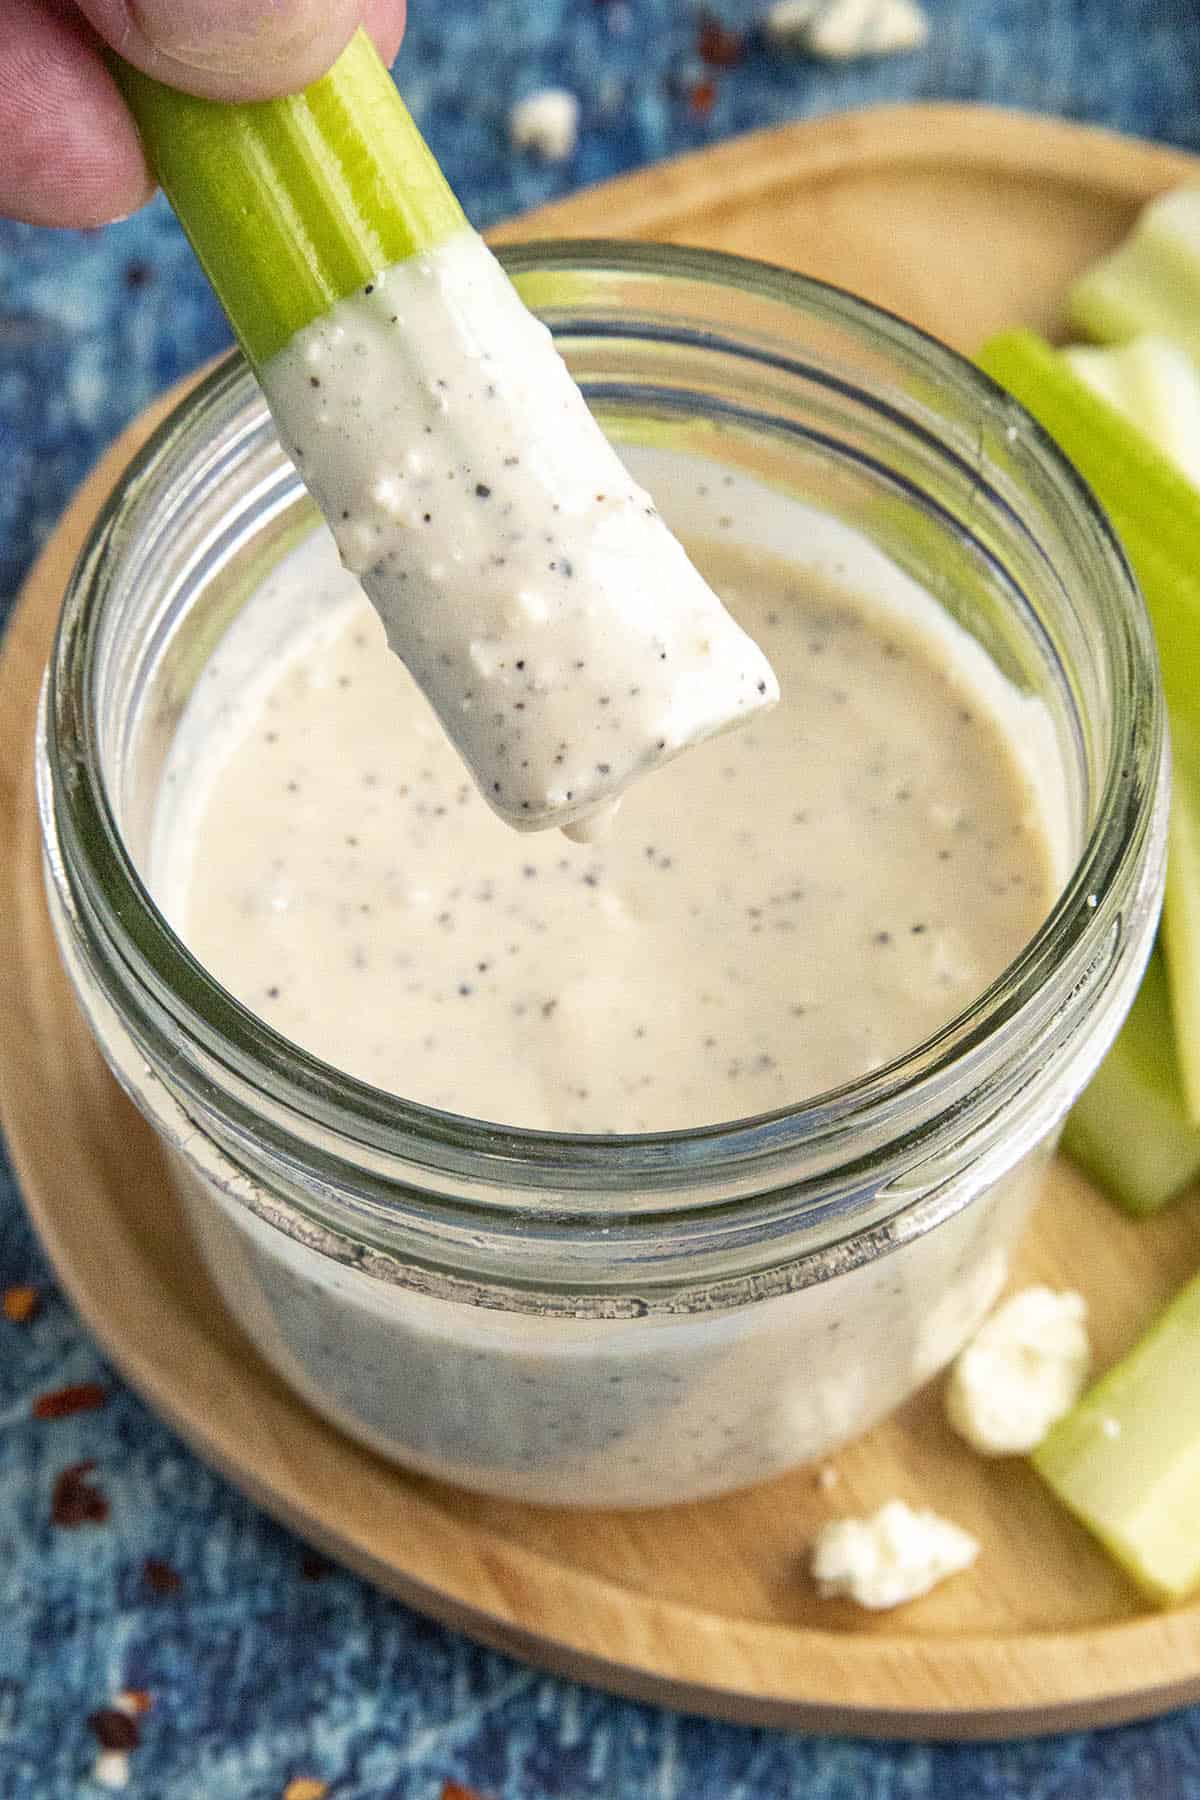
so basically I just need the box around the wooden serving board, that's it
[4,104,1200,1740]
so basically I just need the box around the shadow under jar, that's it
[38,244,1166,1507]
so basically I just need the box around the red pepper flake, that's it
[688,77,718,116]
[32,1381,107,1420]
[697,10,744,66]
[50,1461,109,1527]
[300,1551,330,1581]
[441,1785,492,1800]
[142,1556,183,1595]
[87,1708,140,1752]
[2,1284,40,1323]
[282,1780,329,1800]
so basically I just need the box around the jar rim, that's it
[41,238,1166,1220]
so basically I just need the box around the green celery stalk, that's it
[1060,953,1200,1214]
[1062,336,1200,489]
[976,330,1200,743]
[1032,1266,1200,1603]
[978,329,1200,1137]
[1163,717,1200,1122]
[1069,188,1200,361]
[112,30,466,370]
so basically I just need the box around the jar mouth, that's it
[42,239,1166,1205]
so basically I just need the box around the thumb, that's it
[76,0,405,102]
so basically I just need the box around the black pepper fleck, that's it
[88,1710,140,1753]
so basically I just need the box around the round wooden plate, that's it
[5,104,1200,1740]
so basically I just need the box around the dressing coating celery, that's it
[112,31,465,369]
[1060,953,1200,1214]
[1032,1266,1200,1603]
[1069,188,1200,360]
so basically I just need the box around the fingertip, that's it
[78,0,366,101]
[77,0,407,102]
[362,0,407,67]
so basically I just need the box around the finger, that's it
[360,0,407,68]
[0,0,153,227]
[75,0,408,102]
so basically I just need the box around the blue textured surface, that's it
[3,3,1200,1794]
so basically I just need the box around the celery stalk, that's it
[112,31,465,369]
[978,330,1200,1131]
[1060,953,1200,1214]
[1032,1266,1200,1603]
[1163,720,1200,1122]
[1069,189,1200,361]
[1063,336,1200,489]
[976,330,1200,744]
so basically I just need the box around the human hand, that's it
[0,0,407,227]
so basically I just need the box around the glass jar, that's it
[37,244,1166,1508]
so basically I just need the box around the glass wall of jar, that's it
[38,246,1166,1505]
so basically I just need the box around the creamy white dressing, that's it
[259,230,780,836]
[153,468,1058,1135]
[149,450,1069,1503]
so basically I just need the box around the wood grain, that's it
[4,104,1200,1739]
[497,102,1200,352]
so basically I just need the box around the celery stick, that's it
[1032,1266,1200,1603]
[976,330,1200,748]
[112,31,465,369]
[1061,953,1200,1214]
[1069,188,1200,361]
[1163,719,1200,1122]
[1063,336,1200,489]
[978,330,1200,1125]
[1050,343,1200,1115]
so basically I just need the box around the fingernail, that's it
[128,0,347,81]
